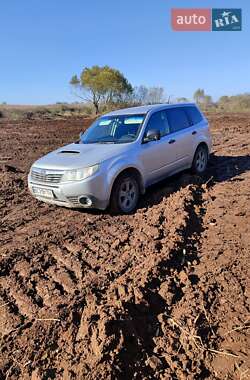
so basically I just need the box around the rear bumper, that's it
[28,173,109,210]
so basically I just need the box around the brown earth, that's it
[0,113,249,380]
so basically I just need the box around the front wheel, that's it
[110,173,140,214]
[191,145,208,175]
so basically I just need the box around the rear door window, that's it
[166,108,190,133]
[185,106,203,125]
[145,110,170,137]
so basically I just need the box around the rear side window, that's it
[166,108,190,133]
[145,110,170,137]
[185,106,203,125]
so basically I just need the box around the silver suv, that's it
[28,103,212,214]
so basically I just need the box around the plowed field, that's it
[0,114,249,380]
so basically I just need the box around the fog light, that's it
[79,196,92,207]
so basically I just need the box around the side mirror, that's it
[143,129,160,143]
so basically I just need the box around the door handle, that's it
[169,139,176,144]
[192,131,197,135]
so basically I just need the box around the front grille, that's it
[67,196,80,205]
[31,169,63,184]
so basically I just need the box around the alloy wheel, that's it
[195,148,207,172]
[118,178,138,213]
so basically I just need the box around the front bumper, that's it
[28,173,110,210]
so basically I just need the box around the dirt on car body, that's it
[0,114,249,379]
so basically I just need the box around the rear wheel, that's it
[110,173,139,214]
[192,145,208,175]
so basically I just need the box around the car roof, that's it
[105,103,197,116]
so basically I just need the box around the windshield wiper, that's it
[90,141,116,144]
[97,141,115,144]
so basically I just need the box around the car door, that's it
[165,107,193,168]
[185,105,207,159]
[139,110,180,185]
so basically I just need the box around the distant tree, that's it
[193,89,213,107]
[133,85,148,104]
[147,87,165,104]
[176,97,189,103]
[218,93,250,111]
[204,95,213,105]
[218,96,230,104]
[193,89,205,104]
[133,86,166,105]
[70,66,133,114]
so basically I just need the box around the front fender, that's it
[105,156,145,199]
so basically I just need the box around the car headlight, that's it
[62,164,99,182]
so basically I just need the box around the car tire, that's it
[110,172,140,214]
[191,144,209,175]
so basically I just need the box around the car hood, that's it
[33,142,132,170]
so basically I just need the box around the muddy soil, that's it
[0,114,249,380]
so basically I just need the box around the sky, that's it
[0,0,249,104]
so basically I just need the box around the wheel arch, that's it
[110,167,145,198]
[194,141,209,157]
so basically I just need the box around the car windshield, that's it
[80,114,145,144]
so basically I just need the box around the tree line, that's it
[70,65,250,113]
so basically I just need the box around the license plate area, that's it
[32,187,54,199]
